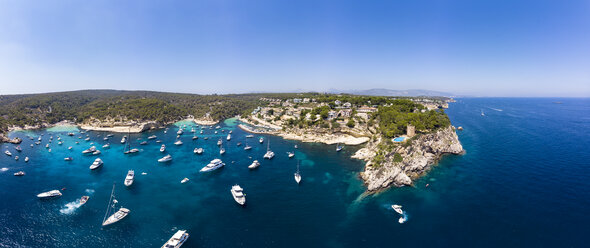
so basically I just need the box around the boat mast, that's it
[102,183,116,225]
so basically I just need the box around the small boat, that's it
[64,157,73,161]
[203,137,209,140]
[82,146,97,154]
[192,136,198,140]
[90,158,103,170]
[160,144,166,152]
[399,215,407,224]
[248,160,260,169]
[124,148,139,154]
[85,137,90,141]
[177,129,183,135]
[230,185,246,205]
[287,152,294,158]
[67,132,75,136]
[294,144,298,149]
[181,178,189,184]
[5,150,13,156]
[246,134,254,138]
[259,137,264,143]
[226,134,231,141]
[244,144,252,150]
[217,139,222,146]
[481,109,485,116]
[148,135,157,140]
[215,126,220,129]
[156,140,162,143]
[103,143,110,148]
[229,130,233,134]
[219,147,226,155]
[24,157,29,162]
[194,148,203,154]
[391,205,403,215]
[92,150,101,155]
[200,130,203,134]
[161,230,190,248]
[14,156,19,161]
[37,190,62,198]
[294,160,302,184]
[236,142,241,146]
[141,172,147,175]
[200,159,225,172]
[68,146,73,150]
[124,170,135,187]
[107,134,114,137]
[103,137,109,141]
[263,140,274,159]
[58,141,63,145]
[120,136,127,144]
[214,131,218,134]
[30,144,34,148]
[140,141,148,145]
[336,143,343,152]
[174,140,183,146]
[158,154,173,163]
[14,171,25,176]
[15,146,22,152]
[191,128,195,133]
[102,184,130,226]
[45,144,50,148]
[48,149,51,152]
[80,196,89,205]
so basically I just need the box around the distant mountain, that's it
[328,88,454,97]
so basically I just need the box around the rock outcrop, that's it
[356,126,463,192]
[0,133,22,144]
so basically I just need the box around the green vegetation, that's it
[376,100,450,138]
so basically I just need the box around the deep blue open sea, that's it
[1,98,589,247]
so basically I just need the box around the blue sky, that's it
[0,0,588,96]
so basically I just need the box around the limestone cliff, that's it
[355,126,463,192]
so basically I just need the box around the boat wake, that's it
[85,189,95,194]
[60,200,84,215]
[489,107,503,112]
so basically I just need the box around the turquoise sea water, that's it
[1,98,589,247]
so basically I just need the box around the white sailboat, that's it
[294,160,302,184]
[263,140,274,159]
[102,184,130,226]
[124,130,139,154]
[124,170,135,187]
[161,230,190,248]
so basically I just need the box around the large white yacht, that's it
[158,154,173,163]
[37,190,62,198]
[82,146,97,154]
[200,159,224,172]
[162,230,190,248]
[124,170,135,187]
[90,158,103,170]
[230,185,246,205]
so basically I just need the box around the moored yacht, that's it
[14,171,25,176]
[161,230,190,248]
[230,185,246,205]
[219,147,226,155]
[158,154,173,163]
[102,184,129,226]
[244,144,252,150]
[192,135,198,140]
[124,170,134,186]
[259,137,264,143]
[226,134,231,141]
[124,148,139,154]
[174,140,183,145]
[90,158,103,170]
[287,152,295,158]
[248,160,260,169]
[160,144,166,152]
[24,157,29,162]
[37,190,62,198]
[294,160,302,184]
[336,143,343,152]
[194,148,203,154]
[92,150,101,155]
[217,139,222,146]
[64,157,73,161]
[200,159,225,172]
[148,135,157,140]
[82,146,97,154]
[121,136,127,144]
[5,150,12,156]
[140,141,148,145]
[181,178,189,184]
[246,134,254,138]
[15,146,22,152]
[177,129,183,135]
[103,143,110,148]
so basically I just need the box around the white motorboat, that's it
[160,144,166,152]
[161,230,189,248]
[45,144,50,148]
[103,143,110,148]
[15,146,22,152]
[191,128,195,133]
[181,178,189,184]
[140,141,148,145]
[174,140,183,145]
[103,137,109,141]
[294,160,302,184]
[85,137,90,141]
[214,131,218,134]
[67,132,74,136]
[215,125,220,129]
[148,135,157,140]
[244,144,252,150]
[37,190,62,198]
[248,160,260,169]
[24,157,29,162]
[102,184,130,226]
[229,130,233,134]
[336,143,343,152]
[200,159,225,172]
[92,150,101,155]
[90,158,103,170]
[64,157,73,161]
[192,136,198,140]
[58,141,63,145]
[226,134,231,141]
[230,185,246,205]
[125,148,139,154]
[263,140,274,159]
[82,146,97,154]
[107,134,114,137]
[158,154,173,163]
[80,195,89,205]
[194,148,203,154]
[259,137,264,143]
[124,170,134,186]
[246,134,254,138]
[14,171,25,176]
[14,156,19,161]
[399,215,407,224]
[294,144,298,149]
[391,205,403,215]
[177,129,183,135]
[219,147,226,155]
[68,146,73,150]
[217,139,222,146]
[287,152,295,158]
[121,136,127,144]
[156,140,162,143]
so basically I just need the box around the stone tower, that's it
[407,124,415,137]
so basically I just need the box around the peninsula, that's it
[0,90,463,192]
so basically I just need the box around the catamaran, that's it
[124,170,135,186]
[37,190,62,198]
[248,160,260,169]
[158,154,173,163]
[200,159,224,172]
[294,160,302,184]
[194,148,203,154]
[231,185,246,205]
[263,140,274,159]
[102,184,130,226]
[90,158,103,170]
[160,144,166,152]
[161,230,190,248]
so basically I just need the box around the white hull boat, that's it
[231,185,246,205]
[248,160,260,169]
[162,230,189,248]
[124,170,134,186]
[158,155,172,163]
[90,158,103,170]
[37,190,62,198]
[200,159,224,172]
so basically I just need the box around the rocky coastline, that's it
[355,126,464,192]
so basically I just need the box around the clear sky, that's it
[0,0,589,96]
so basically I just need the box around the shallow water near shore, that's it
[1,98,589,247]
